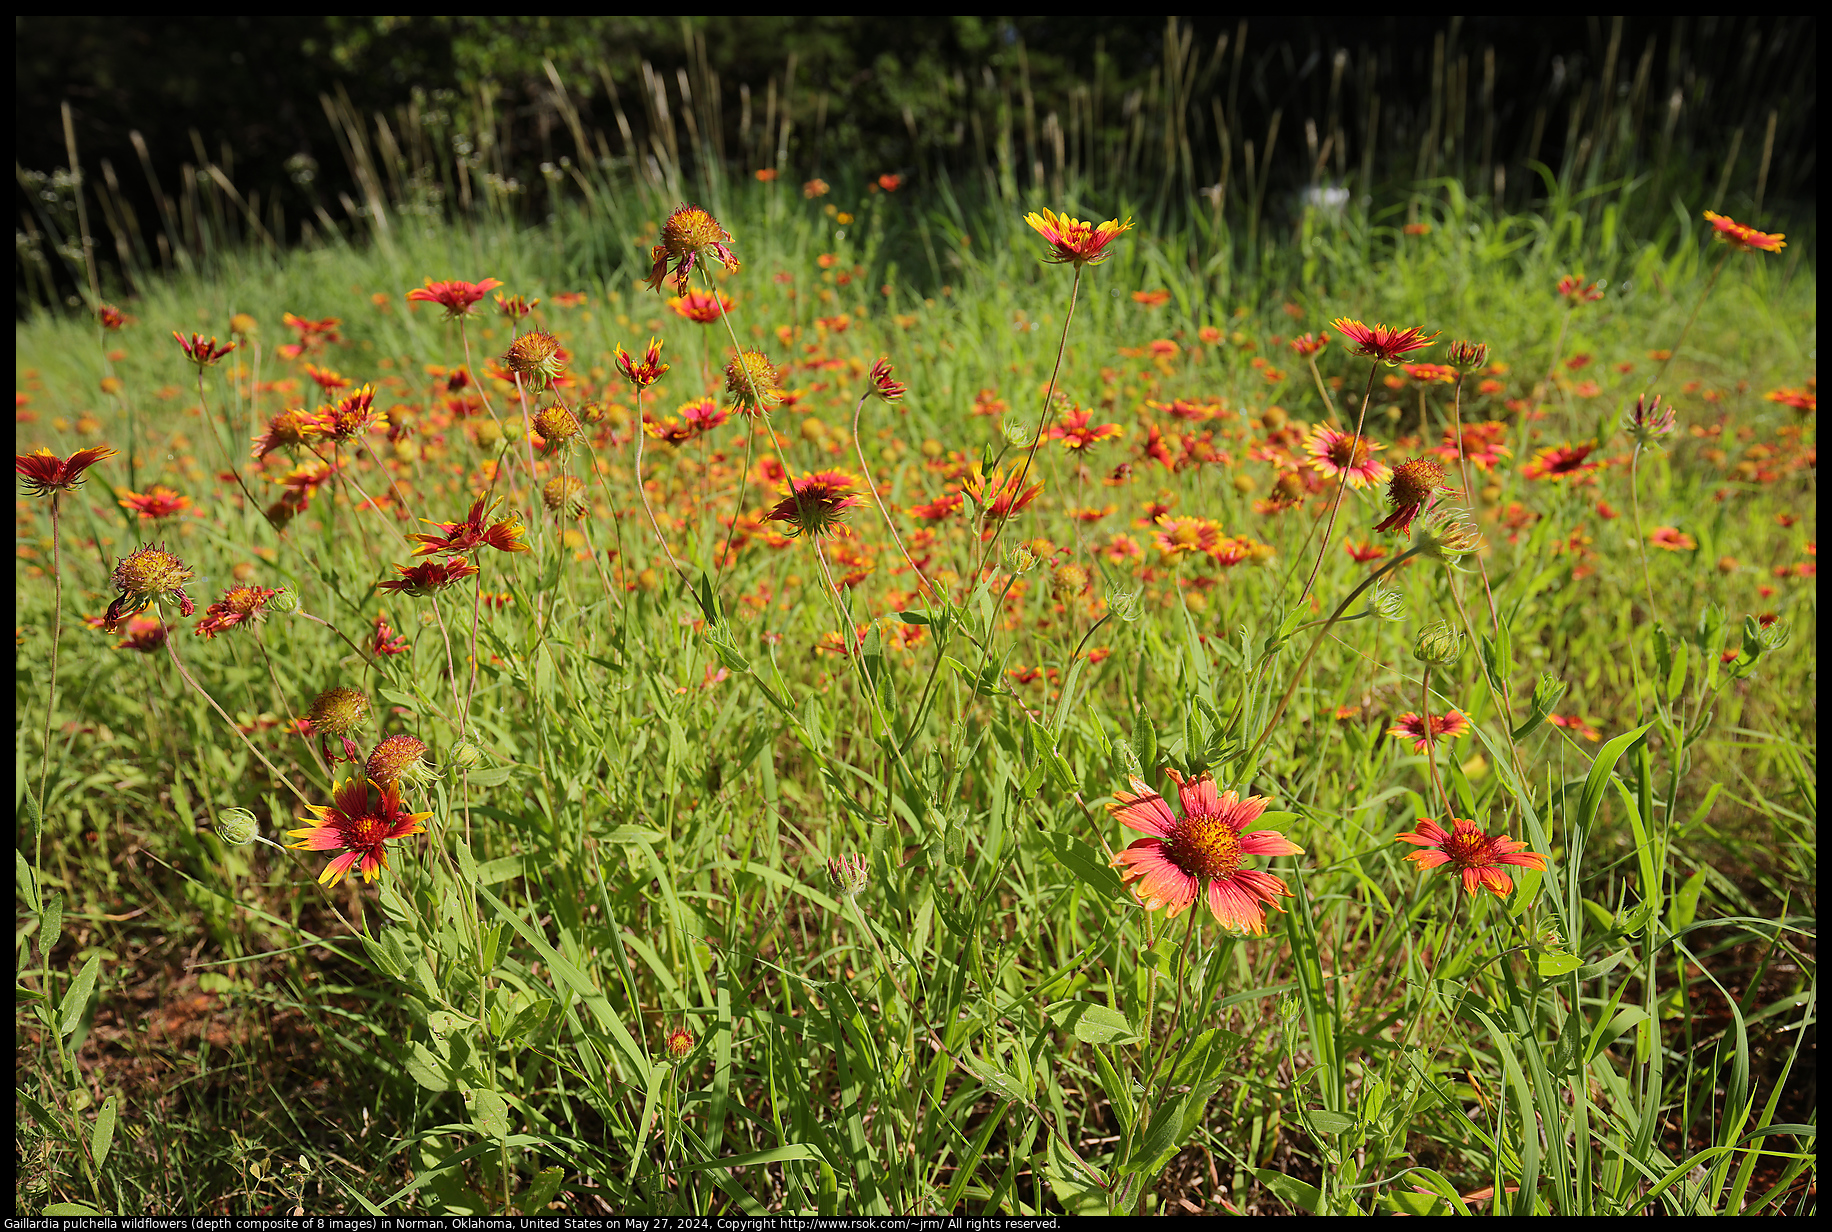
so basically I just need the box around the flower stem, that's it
[979,263,1084,575]
[160,612,312,807]
[851,388,935,595]
[34,495,64,875]
[1297,361,1381,608]
[1646,251,1728,396]
[1420,666,1455,817]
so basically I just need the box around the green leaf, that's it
[895,608,929,625]
[43,1204,103,1216]
[462,764,515,788]
[1305,1108,1357,1135]
[1576,721,1656,839]
[464,1086,511,1139]
[90,1093,118,1173]
[1537,951,1583,978]
[1669,868,1707,933]
[1254,1168,1322,1214]
[39,889,63,962]
[1045,1000,1141,1045]
[59,953,101,1038]
[517,1166,565,1216]
[960,1050,1031,1103]
[1043,832,1125,901]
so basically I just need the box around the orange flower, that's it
[1429,421,1510,471]
[1109,769,1302,934]
[1402,362,1458,384]
[97,303,128,331]
[962,464,1043,538]
[1290,332,1328,358]
[405,277,504,319]
[118,485,191,521]
[1702,211,1785,253]
[754,168,778,183]
[1648,526,1696,551]
[371,612,410,657]
[1394,817,1546,898]
[1023,208,1133,266]
[644,204,740,294]
[907,493,962,522]
[877,173,902,192]
[803,179,830,198]
[494,291,538,323]
[1049,408,1123,452]
[1402,222,1431,236]
[668,288,735,324]
[1303,424,1390,489]
[1386,709,1471,754]
[251,406,332,459]
[764,470,865,539]
[1344,540,1387,563]
[17,445,116,497]
[1331,318,1439,365]
[1131,289,1172,307]
[287,777,431,888]
[1765,386,1815,414]
[1152,515,1223,560]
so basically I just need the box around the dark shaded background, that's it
[16,16,1817,306]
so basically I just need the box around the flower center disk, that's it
[1167,813,1244,881]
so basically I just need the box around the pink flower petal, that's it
[1109,779,1176,837]
[1207,878,1267,935]
[1173,770,1222,820]
[1240,829,1302,856]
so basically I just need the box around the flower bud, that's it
[214,807,259,846]
[665,1027,695,1061]
[267,586,302,615]
[1411,503,1483,562]
[1006,543,1040,575]
[1622,393,1678,448]
[1108,587,1145,622]
[1412,622,1463,665]
[826,853,871,899]
[1363,580,1405,622]
[1447,340,1489,371]
[999,417,1035,448]
[448,739,486,770]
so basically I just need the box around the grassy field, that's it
[14,175,1817,1215]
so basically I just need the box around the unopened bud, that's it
[826,853,871,899]
[665,1027,694,1061]
[1447,340,1489,371]
[1531,672,1567,717]
[1412,622,1463,665]
[1000,417,1035,448]
[214,807,259,846]
[448,739,486,770]
[267,586,301,615]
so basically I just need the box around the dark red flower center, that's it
[1442,828,1495,868]
[1166,812,1243,881]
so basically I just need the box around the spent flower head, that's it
[366,735,436,787]
[645,205,740,294]
[502,330,566,392]
[1411,503,1483,563]
[1374,458,1449,535]
[105,544,195,630]
[725,350,783,416]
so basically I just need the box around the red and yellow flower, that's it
[1332,318,1440,365]
[17,445,116,497]
[409,497,531,557]
[1394,816,1546,898]
[1373,458,1448,535]
[1023,208,1132,267]
[406,277,504,319]
[287,777,431,888]
[1387,709,1471,754]
[1109,769,1302,934]
[1702,211,1785,253]
[645,205,740,294]
[764,471,865,539]
[1303,424,1390,489]
[668,288,735,324]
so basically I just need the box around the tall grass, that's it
[14,56,1817,1216]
